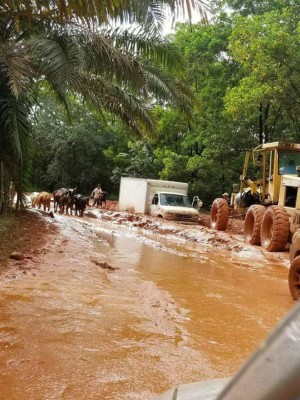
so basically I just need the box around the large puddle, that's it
[0,215,294,399]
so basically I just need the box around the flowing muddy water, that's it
[0,214,294,399]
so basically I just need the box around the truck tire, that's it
[288,256,300,300]
[244,205,266,245]
[210,198,229,231]
[260,206,289,252]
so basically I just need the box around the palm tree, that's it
[0,1,208,29]
[0,1,207,212]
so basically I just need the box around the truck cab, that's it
[119,178,202,224]
[149,191,200,224]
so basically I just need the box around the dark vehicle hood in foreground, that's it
[157,303,300,400]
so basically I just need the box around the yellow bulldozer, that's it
[210,141,300,299]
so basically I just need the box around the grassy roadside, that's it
[0,210,57,270]
[0,214,21,262]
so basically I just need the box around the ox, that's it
[36,191,51,211]
[95,192,107,208]
[31,192,40,208]
[74,194,89,217]
[53,187,77,214]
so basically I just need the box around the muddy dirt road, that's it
[0,209,295,400]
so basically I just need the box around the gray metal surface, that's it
[156,378,230,400]
[217,303,300,400]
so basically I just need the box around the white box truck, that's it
[118,177,201,224]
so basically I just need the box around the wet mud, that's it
[0,207,295,399]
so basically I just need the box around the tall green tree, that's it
[226,6,300,142]
[214,0,296,16]
[170,20,258,205]
[32,93,132,194]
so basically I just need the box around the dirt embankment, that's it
[0,210,57,275]
[0,201,290,276]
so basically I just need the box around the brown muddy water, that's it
[0,214,295,400]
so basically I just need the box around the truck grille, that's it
[174,214,193,221]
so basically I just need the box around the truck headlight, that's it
[164,212,173,218]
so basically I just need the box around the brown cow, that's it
[36,191,51,211]
[54,188,67,213]
[31,192,40,208]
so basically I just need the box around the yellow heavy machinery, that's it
[210,141,300,299]
[210,142,300,253]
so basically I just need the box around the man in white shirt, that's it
[91,184,103,207]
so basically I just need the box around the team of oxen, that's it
[31,188,106,217]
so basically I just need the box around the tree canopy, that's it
[2,0,300,212]
[0,0,204,212]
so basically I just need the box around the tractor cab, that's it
[236,142,300,212]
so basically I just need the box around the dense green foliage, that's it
[3,0,300,210]
[0,0,202,212]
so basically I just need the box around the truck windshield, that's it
[160,194,192,207]
[278,150,300,175]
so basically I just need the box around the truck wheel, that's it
[260,206,289,251]
[244,205,266,245]
[289,256,300,300]
[210,198,229,231]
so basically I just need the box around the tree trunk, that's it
[0,161,3,213]
[259,104,263,144]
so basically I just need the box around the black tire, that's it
[260,206,289,252]
[288,256,300,300]
[244,205,266,245]
[210,198,229,231]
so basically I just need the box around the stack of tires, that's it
[210,199,290,252]
[245,205,290,252]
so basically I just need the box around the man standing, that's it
[91,184,103,207]
[222,192,231,206]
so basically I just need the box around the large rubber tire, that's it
[288,256,300,300]
[260,206,290,252]
[210,198,229,231]
[244,205,266,245]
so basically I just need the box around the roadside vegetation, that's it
[0,211,57,269]
[1,0,300,212]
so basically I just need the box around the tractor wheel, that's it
[260,206,290,252]
[244,205,266,245]
[210,198,229,231]
[288,256,300,300]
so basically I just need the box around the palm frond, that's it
[143,63,194,115]
[105,27,185,76]
[75,74,155,136]
[81,32,146,90]
[0,90,32,163]
[0,1,208,28]
[0,42,34,97]
[28,34,80,90]
[28,33,82,115]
